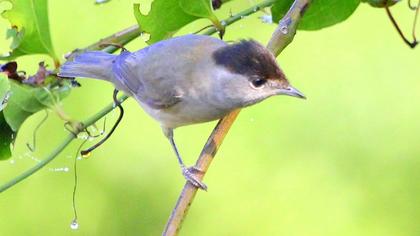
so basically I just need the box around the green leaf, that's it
[0,75,10,111]
[133,0,220,44]
[271,0,361,30]
[179,0,214,18]
[361,0,399,8]
[0,111,14,160]
[3,80,70,131]
[0,78,71,160]
[0,0,58,61]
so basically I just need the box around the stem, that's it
[86,25,141,53]
[412,0,420,42]
[162,0,311,235]
[202,0,276,36]
[385,6,418,48]
[0,134,74,193]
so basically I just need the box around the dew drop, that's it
[49,167,70,172]
[221,20,227,26]
[259,15,273,24]
[140,32,151,42]
[77,133,89,140]
[70,219,79,230]
[81,152,91,158]
[95,0,110,4]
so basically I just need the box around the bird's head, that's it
[212,39,305,108]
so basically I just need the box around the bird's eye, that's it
[251,78,267,88]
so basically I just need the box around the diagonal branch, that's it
[162,0,312,235]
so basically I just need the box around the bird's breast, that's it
[136,94,230,129]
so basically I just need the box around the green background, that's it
[1,1,419,235]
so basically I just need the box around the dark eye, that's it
[251,78,267,88]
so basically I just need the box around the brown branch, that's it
[162,0,312,235]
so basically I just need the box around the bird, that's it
[58,34,305,190]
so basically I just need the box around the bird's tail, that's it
[58,51,117,81]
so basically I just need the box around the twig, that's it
[162,0,311,235]
[202,0,276,35]
[385,5,418,48]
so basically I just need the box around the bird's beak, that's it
[277,85,306,99]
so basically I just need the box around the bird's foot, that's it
[182,166,207,191]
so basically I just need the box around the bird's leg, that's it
[163,128,208,191]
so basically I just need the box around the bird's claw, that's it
[182,166,207,191]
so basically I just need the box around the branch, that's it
[202,0,276,36]
[162,0,311,235]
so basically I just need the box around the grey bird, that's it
[59,34,305,190]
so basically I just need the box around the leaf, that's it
[0,78,71,160]
[361,0,399,8]
[0,111,14,160]
[0,68,72,160]
[133,0,220,44]
[271,0,361,30]
[179,0,214,18]
[0,75,10,111]
[3,80,70,131]
[0,0,58,61]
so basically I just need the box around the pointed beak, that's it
[278,85,306,99]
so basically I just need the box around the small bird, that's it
[59,34,305,190]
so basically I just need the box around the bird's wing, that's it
[112,51,181,109]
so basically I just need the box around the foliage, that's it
[133,0,223,44]
[0,64,72,159]
[0,0,57,61]
[271,0,361,30]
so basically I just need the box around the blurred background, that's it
[1,0,419,235]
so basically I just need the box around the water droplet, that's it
[49,167,70,172]
[140,32,151,42]
[221,20,227,26]
[89,126,98,133]
[24,153,41,163]
[95,0,110,4]
[253,6,259,12]
[240,15,246,19]
[280,25,288,34]
[259,15,273,24]
[82,152,91,158]
[70,219,79,230]
[77,133,89,140]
